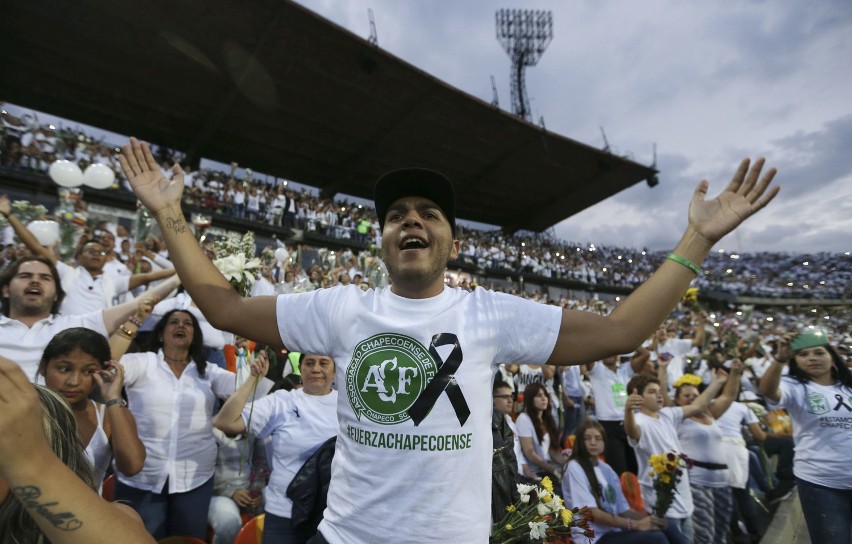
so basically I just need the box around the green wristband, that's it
[666,252,700,275]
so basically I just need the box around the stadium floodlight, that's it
[496,9,553,122]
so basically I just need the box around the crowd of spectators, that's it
[3,103,851,302]
[2,110,851,543]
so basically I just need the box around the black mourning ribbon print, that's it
[408,333,471,426]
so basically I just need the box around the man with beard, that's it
[0,255,180,380]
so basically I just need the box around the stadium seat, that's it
[620,472,645,512]
[233,514,265,544]
[100,473,115,502]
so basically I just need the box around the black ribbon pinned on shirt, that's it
[834,394,852,412]
[407,333,470,427]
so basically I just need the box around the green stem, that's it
[238,373,261,475]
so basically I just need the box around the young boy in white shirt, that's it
[623,372,727,544]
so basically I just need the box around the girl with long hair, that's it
[37,327,146,489]
[759,329,852,544]
[563,420,667,543]
[516,382,567,480]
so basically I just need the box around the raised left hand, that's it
[249,349,270,378]
[688,158,779,245]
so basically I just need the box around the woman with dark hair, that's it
[515,382,567,481]
[0,356,155,544]
[759,329,852,544]
[115,309,243,540]
[37,327,146,489]
[563,420,667,543]
[672,363,741,544]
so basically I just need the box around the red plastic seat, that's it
[233,514,265,544]
[101,473,115,502]
[620,471,645,512]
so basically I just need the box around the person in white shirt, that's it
[759,330,852,544]
[587,355,637,475]
[624,371,728,544]
[672,365,741,544]
[122,137,779,544]
[564,420,667,544]
[115,310,265,540]
[215,352,338,544]
[516,383,567,481]
[0,255,180,381]
[647,316,706,392]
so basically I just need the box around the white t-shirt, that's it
[588,362,634,421]
[677,418,729,487]
[650,338,694,390]
[628,407,694,518]
[244,389,338,518]
[56,262,130,315]
[515,412,552,471]
[276,285,562,544]
[766,378,852,489]
[715,401,759,438]
[514,364,547,391]
[118,350,235,493]
[564,459,630,544]
[0,312,108,381]
[714,401,757,489]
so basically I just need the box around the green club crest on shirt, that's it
[805,392,830,415]
[347,333,438,425]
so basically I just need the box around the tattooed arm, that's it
[0,357,155,544]
[119,138,280,347]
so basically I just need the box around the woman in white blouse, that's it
[116,309,247,539]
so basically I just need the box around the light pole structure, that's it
[495,9,553,122]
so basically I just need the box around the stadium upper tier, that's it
[1,105,850,302]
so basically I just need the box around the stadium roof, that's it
[0,0,657,232]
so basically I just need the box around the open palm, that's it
[119,137,184,214]
[688,158,779,244]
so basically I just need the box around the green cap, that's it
[790,329,830,352]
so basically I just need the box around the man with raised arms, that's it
[120,137,778,544]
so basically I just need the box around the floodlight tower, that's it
[496,9,553,122]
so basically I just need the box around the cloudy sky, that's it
[296,0,852,254]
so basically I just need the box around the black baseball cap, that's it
[373,167,456,235]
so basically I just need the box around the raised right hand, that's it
[119,137,184,214]
[627,388,644,410]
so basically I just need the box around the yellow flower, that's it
[561,509,573,526]
[661,474,671,484]
[648,471,655,478]
[541,476,554,493]
[541,492,553,504]
[505,524,513,531]
[506,504,516,513]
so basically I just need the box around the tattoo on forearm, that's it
[165,215,187,235]
[12,486,83,531]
